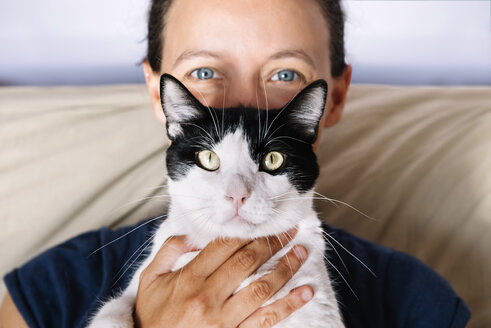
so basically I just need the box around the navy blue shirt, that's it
[4,218,470,327]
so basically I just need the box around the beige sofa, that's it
[1,83,490,326]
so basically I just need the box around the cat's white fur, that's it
[88,76,344,327]
[87,129,344,327]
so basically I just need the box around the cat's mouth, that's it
[225,215,257,227]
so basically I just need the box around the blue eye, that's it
[191,68,217,80]
[272,70,298,82]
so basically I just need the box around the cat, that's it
[87,74,345,327]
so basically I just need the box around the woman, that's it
[0,0,470,327]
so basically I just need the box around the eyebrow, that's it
[268,50,316,68]
[173,50,222,69]
[172,49,316,69]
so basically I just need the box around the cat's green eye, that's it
[196,150,220,171]
[261,151,285,172]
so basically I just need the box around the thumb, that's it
[145,235,199,279]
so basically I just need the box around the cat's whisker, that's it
[291,246,305,268]
[280,230,306,266]
[112,231,157,287]
[265,123,288,141]
[321,231,377,278]
[187,135,215,143]
[255,85,263,146]
[265,135,311,147]
[136,192,211,202]
[323,254,359,301]
[266,190,299,200]
[181,122,214,142]
[113,194,171,209]
[109,193,211,216]
[182,77,220,139]
[283,230,294,242]
[273,195,377,222]
[88,215,167,257]
[113,236,153,280]
[271,207,373,284]
[275,233,294,279]
[264,91,295,138]
[221,83,226,136]
[196,131,216,143]
[102,191,169,217]
[266,237,273,260]
[267,139,291,150]
[91,204,214,257]
[313,192,378,222]
[275,197,326,201]
[112,234,155,287]
[261,76,269,142]
[171,193,212,201]
[322,233,351,280]
[192,212,214,235]
[180,121,213,137]
[141,183,168,191]
[282,230,298,250]
[184,124,215,142]
[268,207,365,299]
[312,191,337,204]
[174,267,185,299]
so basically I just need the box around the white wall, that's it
[0,0,149,85]
[344,0,491,85]
[0,0,489,86]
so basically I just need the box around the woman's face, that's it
[144,0,351,144]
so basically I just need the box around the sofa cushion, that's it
[0,83,489,325]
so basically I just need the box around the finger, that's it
[206,228,298,299]
[187,226,297,280]
[238,285,314,328]
[224,244,308,325]
[184,237,247,278]
[144,236,197,282]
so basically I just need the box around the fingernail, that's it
[287,226,298,237]
[301,288,313,301]
[294,245,308,260]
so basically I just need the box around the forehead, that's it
[164,0,330,65]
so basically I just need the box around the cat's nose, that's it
[225,190,250,213]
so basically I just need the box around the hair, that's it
[146,0,347,78]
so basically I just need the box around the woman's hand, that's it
[133,228,313,328]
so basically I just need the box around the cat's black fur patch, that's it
[161,74,327,193]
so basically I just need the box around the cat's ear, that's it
[284,79,328,143]
[160,74,204,139]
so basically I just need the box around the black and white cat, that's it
[88,74,344,327]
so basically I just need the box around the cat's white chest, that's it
[87,216,345,328]
[163,215,345,328]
